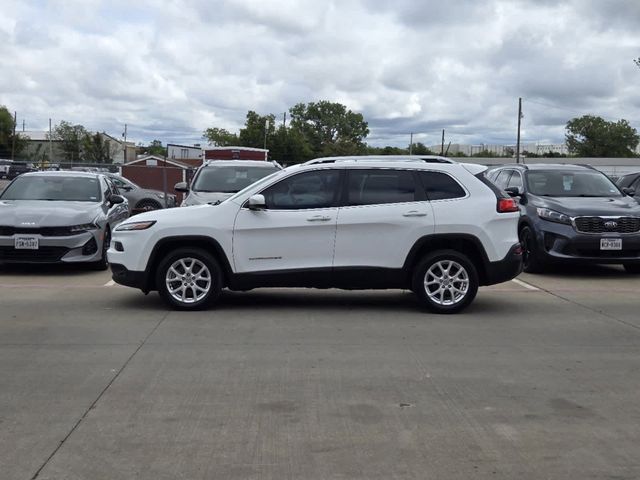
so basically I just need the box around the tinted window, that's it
[347,169,416,205]
[419,171,466,200]
[0,176,101,202]
[193,165,279,193]
[494,170,512,189]
[526,170,622,197]
[262,170,340,209]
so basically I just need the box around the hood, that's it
[0,200,102,227]
[531,195,640,217]
[182,191,234,206]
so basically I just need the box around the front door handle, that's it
[403,211,428,217]
[307,215,332,222]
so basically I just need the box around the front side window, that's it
[419,171,466,200]
[526,170,622,197]
[261,170,340,210]
[192,165,279,193]
[0,176,101,202]
[347,169,417,206]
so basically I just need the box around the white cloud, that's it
[0,0,639,148]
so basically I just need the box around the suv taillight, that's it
[497,198,519,213]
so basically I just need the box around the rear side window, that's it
[347,169,417,205]
[418,171,466,200]
[494,170,512,189]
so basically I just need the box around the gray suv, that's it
[106,173,177,214]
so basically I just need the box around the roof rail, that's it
[304,155,456,165]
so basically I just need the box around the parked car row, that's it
[2,156,639,315]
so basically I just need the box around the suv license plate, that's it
[600,238,622,250]
[15,236,39,250]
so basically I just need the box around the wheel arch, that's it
[144,236,233,291]
[403,234,491,285]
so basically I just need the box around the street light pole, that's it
[516,97,522,164]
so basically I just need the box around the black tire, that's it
[520,225,545,273]
[156,247,222,310]
[89,227,111,271]
[623,263,640,274]
[135,199,162,212]
[412,249,479,314]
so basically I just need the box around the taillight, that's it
[497,198,519,213]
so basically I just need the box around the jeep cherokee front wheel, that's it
[156,248,222,310]
[412,250,479,314]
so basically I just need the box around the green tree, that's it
[52,121,88,162]
[239,111,276,148]
[0,105,27,159]
[269,124,313,165]
[565,115,639,157]
[138,139,167,157]
[410,142,433,155]
[202,127,239,146]
[83,133,115,164]
[289,101,369,157]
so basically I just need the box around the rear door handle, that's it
[403,211,428,217]
[307,215,332,222]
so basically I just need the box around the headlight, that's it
[116,221,156,231]
[70,223,99,233]
[536,208,571,225]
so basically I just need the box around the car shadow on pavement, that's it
[525,263,630,278]
[0,263,102,277]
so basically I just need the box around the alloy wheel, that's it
[165,257,212,304]
[423,260,469,306]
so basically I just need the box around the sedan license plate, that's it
[15,236,39,250]
[600,238,622,250]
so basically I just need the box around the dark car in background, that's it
[105,173,176,214]
[175,160,282,206]
[616,172,640,204]
[486,164,640,273]
[7,162,35,179]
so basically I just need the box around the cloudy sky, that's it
[1,0,639,148]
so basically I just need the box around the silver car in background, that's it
[0,171,129,269]
[105,173,177,214]
[175,160,282,206]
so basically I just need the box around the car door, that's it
[232,169,342,276]
[333,168,435,270]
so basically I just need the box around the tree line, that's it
[2,102,639,164]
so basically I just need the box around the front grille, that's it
[574,217,640,234]
[0,226,79,237]
[0,246,69,263]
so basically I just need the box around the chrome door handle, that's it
[403,211,428,217]
[307,215,331,222]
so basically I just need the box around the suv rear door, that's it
[333,168,435,271]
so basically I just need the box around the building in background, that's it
[167,143,203,165]
[203,146,268,161]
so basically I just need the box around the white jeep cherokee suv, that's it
[108,157,522,314]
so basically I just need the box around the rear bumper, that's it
[111,263,149,291]
[483,243,523,285]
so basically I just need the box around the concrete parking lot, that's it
[1,264,639,480]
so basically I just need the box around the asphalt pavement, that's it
[0,265,639,479]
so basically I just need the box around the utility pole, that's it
[263,119,268,150]
[516,97,522,164]
[283,112,287,128]
[22,119,25,132]
[409,132,413,154]
[441,129,445,156]
[49,118,53,163]
[11,111,16,161]
[122,124,128,163]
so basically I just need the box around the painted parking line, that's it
[104,280,116,287]
[511,278,540,291]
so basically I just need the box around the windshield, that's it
[526,170,622,197]
[0,176,102,202]
[110,175,139,189]
[192,165,279,193]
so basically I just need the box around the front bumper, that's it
[111,263,149,291]
[483,243,523,285]
[534,220,640,265]
[0,231,104,264]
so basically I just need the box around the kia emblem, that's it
[604,221,618,229]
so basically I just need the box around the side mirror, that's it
[174,182,189,193]
[121,185,133,192]
[504,186,523,197]
[248,194,266,210]
[109,194,125,206]
[622,187,636,196]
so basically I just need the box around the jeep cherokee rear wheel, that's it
[412,250,479,314]
[156,248,222,310]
